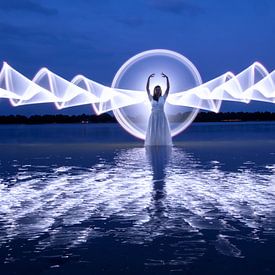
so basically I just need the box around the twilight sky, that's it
[0,0,275,114]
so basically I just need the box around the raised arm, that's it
[162,72,170,98]
[146,73,155,100]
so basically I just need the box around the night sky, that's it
[0,0,274,115]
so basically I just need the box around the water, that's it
[0,122,274,274]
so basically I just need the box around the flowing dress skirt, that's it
[145,109,172,146]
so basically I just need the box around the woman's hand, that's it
[148,73,155,79]
[161,72,168,78]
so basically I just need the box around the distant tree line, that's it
[0,112,274,124]
[0,113,116,124]
[194,112,275,122]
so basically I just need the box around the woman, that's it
[145,73,172,146]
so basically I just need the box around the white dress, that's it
[145,95,172,146]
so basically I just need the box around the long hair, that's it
[153,85,162,101]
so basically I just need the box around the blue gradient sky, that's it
[0,0,274,114]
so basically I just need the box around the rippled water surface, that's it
[0,122,274,274]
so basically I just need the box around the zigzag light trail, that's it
[168,62,275,112]
[0,62,274,114]
[0,62,147,115]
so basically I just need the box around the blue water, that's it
[0,122,274,274]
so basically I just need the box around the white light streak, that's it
[168,62,275,112]
[0,58,274,139]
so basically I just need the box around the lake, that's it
[0,122,274,274]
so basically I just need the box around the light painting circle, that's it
[112,49,202,140]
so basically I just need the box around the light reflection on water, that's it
[0,145,274,271]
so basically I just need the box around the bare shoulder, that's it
[162,94,168,101]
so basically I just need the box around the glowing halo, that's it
[1,52,274,141]
[110,49,202,140]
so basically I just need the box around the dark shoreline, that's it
[0,112,274,124]
[194,111,275,123]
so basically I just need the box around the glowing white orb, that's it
[111,49,202,140]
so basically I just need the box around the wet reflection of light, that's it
[0,147,274,266]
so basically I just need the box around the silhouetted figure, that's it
[145,73,172,146]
